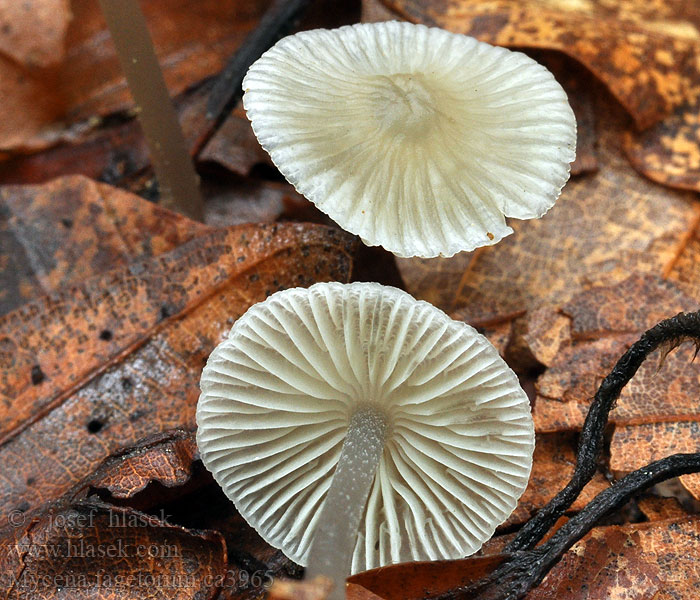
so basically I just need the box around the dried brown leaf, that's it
[0,0,71,68]
[533,274,699,432]
[611,422,700,500]
[0,175,209,315]
[527,517,700,599]
[89,430,198,500]
[0,498,226,599]
[0,214,355,520]
[0,0,271,151]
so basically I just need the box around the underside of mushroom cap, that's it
[243,21,576,258]
[197,282,534,573]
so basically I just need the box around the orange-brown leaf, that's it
[0,0,271,151]
[0,0,71,68]
[0,498,227,599]
[527,517,700,599]
[346,555,508,600]
[0,175,209,315]
[0,218,355,520]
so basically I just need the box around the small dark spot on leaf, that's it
[87,419,104,434]
[26,477,35,486]
[31,365,45,385]
[160,305,171,320]
[121,377,133,391]
[61,218,73,229]
[99,329,113,341]
[249,274,259,282]
[301,245,310,257]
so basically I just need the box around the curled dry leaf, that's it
[0,498,226,599]
[88,430,198,500]
[0,210,355,521]
[398,99,700,325]
[0,175,209,316]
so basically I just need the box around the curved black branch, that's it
[425,310,700,600]
[506,310,700,553]
[447,453,700,600]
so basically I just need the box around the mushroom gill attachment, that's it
[242,22,576,258]
[197,282,534,579]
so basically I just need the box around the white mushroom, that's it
[197,282,534,597]
[242,21,576,258]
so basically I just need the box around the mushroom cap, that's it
[197,282,534,573]
[242,21,576,258]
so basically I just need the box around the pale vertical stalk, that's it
[98,0,203,221]
[306,408,388,600]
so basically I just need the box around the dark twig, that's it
[426,310,700,600]
[507,310,700,553]
[442,453,700,600]
[191,0,312,157]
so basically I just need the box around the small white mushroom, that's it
[242,21,576,258]
[197,282,534,597]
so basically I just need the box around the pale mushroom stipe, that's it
[242,21,576,258]
[196,282,535,598]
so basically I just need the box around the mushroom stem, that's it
[305,406,388,599]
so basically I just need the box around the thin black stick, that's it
[191,0,312,157]
[424,310,700,600]
[446,453,700,600]
[506,310,700,553]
